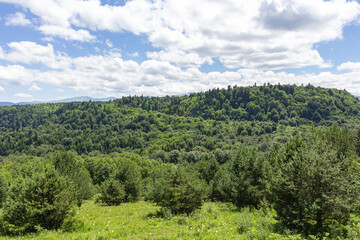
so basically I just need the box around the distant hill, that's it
[0,102,15,107]
[49,96,116,103]
[0,84,359,156]
[0,96,116,106]
[114,84,360,125]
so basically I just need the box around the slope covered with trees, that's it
[1,84,360,238]
[0,84,359,156]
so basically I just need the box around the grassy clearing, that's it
[0,201,358,240]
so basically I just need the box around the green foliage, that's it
[271,129,360,233]
[114,160,142,202]
[0,172,7,208]
[197,156,219,184]
[212,166,236,203]
[237,208,277,240]
[196,156,219,199]
[60,208,84,232]
[214,148,232,164]
[97,178,125,206]
[53,152,96,206]
[0,84,358,157]
[147,164,207,214]
[0,164,76,235]
[168,150,181,164]
[0,85,360,237]
[213,147,269,208]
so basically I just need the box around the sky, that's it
[0,0,360,102]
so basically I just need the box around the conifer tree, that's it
[0,165,76,234]
[271,130,360,233]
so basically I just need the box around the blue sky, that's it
[0,0,360,102]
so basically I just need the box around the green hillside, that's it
[0,84,359,156]
[1,84,360,239]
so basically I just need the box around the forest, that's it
[1,84,360,239]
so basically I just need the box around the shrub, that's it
[147,164,207,215]
[0,165,76,234]
[98,178,125,206]
[61,208,85,232]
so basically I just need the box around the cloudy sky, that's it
[0,0,360,102]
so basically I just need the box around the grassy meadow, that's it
[2,200,359,240]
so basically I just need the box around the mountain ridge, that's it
[0,96,116,106]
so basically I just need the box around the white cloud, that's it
[0,0,95,41]
[14,93,33,99]
[0,41,71,69]
[1,50,360,97]
[0,65,36,85]
[28,83,41,91]
[337,62,360,72]
[37,25,95,42]
[1,0,358,69]
[5,12,31,26]
[0,0,151,41]
[147,50,213,68]
[143,0,359,69]
[0,86,4,92]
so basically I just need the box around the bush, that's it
[61,208,84,232]
[98,178,125,206]
[147,164,207,215]
[0,164,76,235]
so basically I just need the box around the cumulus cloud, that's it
[4,12,31,26]
[1,0,359,69]
[0,0,151,41]
[0,41,71,69]
[146,0,359,69]
[0,51,240,96]
[38,25,95,42]
[0,49,360,97]
[337,61,360,72]
[0,65,37,85]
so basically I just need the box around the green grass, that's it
[1,201,359,240]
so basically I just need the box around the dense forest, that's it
[1,84,360,239]
[0,83,359,156]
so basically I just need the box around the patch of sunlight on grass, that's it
[3,201,354,240]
